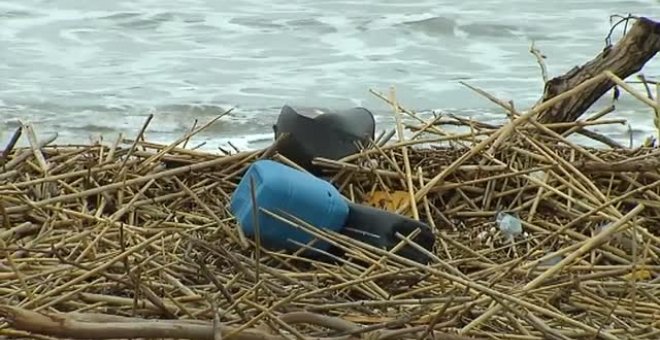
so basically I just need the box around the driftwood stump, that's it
[536,16,660,124]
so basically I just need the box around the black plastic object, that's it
[339,202,435,264]
[273,104,376,175]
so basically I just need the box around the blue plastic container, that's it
[229,160,349,252]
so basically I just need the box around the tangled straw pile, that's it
[1,78,660,340]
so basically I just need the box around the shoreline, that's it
[3,101,658,154]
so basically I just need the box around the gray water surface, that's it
[1,0,659,150]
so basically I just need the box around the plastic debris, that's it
[596,222,642,251]
[367,190,411,213]
[341,202,435,264]
[496,211,523,257]
[540,254,564,267]
[622,269,652,281]
[496,211,523,240]
[229,160,349,253]
[529,170,546,181]
[272,104,375,175]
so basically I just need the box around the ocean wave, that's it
[1,0,659,150]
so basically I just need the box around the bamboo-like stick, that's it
[135,110,232,173]
[460,204,645,334]
[389,86,419,220]
[5,150,258,214]
[395,73,611,215]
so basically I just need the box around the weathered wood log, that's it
[0,305,485,340]
[537,17,660,124]
[575,158,660,172]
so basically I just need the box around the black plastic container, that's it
[338,202,436,264]
[272,104,376,175]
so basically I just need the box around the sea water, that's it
[1,0,659,151]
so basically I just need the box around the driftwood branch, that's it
[0,305,484,340]
[405,116,627,148]
[530,41,549,84]
[0,305,279,340]
[575,158,660,172]
[537,16,660,124]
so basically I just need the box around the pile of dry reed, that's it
[0,78,659,340]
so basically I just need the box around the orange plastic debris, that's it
[367,190,411,212]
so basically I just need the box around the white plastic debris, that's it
[596,221,643,251]
[496,211,523,257]
[540,254,564,267]
[496,211,523,239]
[361,159,379,169]
[476,230,489,241]
[529,170,546,182]
[597,222,612,234]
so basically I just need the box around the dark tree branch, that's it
[537,17,660,124]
